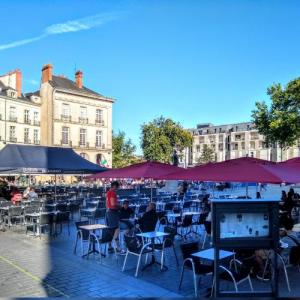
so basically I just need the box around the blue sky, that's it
[1,1,300,153]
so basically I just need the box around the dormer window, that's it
[7,89,17,98]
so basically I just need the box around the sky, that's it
[1,0,300,154]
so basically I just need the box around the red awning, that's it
[159,157,300,184]
[89,161,183,180]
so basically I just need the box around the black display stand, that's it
[211,199,280,298]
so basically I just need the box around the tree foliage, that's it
[141,116,193,163]
[252,78,300,150]
[198,144,215,164]
[112,131,142,168]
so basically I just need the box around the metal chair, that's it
[74,221,89,256]
[122,233,152,277]
[179,241,213,297]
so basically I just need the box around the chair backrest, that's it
[124,234,142,253]
[75,220,89,240]
[24,205,39,214]
[43,205,55,213]
[183,201,192,209]
[180,241,199,260]
[164,203,174,211]
[0,201,11,208]
[39,213,53,225]
[8,206,23,216]
[182,214,193,227]
[163,226,176,247]
[100,227,114,243]
[56,203,68,212]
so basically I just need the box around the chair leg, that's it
[160,249,164,271]
[122,251,129,271]
[135,254,142,277]
[173,244,179,266]
[283,264,291,292]
[74,235,78,254]
[202,232,207,249]
[248,276,253,291]
[193,269,198,297]
[179,265,185,290]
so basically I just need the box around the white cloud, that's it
[0,12,123,51]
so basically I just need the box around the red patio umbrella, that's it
[89,161,183,200]
[279,157,300,168]
[89,161,183,179]
[159,157,300,184]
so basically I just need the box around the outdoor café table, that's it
[136,231,169,271]
[78,224,108,258]
[192,248,235,262]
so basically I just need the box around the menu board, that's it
[220,212,270,238]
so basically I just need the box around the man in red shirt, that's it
[106,181,122,253]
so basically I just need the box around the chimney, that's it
[41,64,53,83]
[75,70,83,88]
[15,69,22,97]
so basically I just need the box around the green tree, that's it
[197,144,215,164]
[252,78,300,160]
[141,116,193,163]
[112,131,142,168]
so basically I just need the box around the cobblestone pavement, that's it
[0,211,300,298]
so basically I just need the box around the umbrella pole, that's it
[54,174,57,202]
[150,178,153,201]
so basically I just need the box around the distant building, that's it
[188,122,300,165]
[0,64,114,167]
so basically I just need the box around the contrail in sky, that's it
[0,12,123,51]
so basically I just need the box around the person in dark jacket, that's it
[137,202,158,232]
[119,200,135,231]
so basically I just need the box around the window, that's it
[96,109,103,124]
[34,129,39,144]
[79,128,86,146]
[80,153,89,160]
[9,107,17,122]
[9,126,16,142]
[62,127,69,144]
[33,111,39,125]
[24,110,30,124]
[80,106,87,118]
[96,130,103,147]
[62,104,70,118]
[24,128,30,143]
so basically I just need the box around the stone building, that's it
[0,70,41,147]
[0,64,114,167]
[188,122,300,165]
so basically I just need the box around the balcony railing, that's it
[61,115,71,122]
[33,120,40,126]
[96,143,106,149]
[24,119,31,125]
[33,140,40,145]
[95,119,105,126]
[79,117,89,124]
[78,142,89,147]
[61,140,72,147]
[24,139,31,144]
[9,137,17,142]
[9,116,18,122]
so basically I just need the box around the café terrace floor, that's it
[0,185,300,298]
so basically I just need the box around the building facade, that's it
[188,122,300,166]
[0,70,41,147]
[0,65,114,167]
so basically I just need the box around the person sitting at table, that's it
[137,202,158,232]
[23,187,38,200]
[255,218,300,280]
[10,186,22,205]
[119,200,134,231]
[106,181,124,254]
